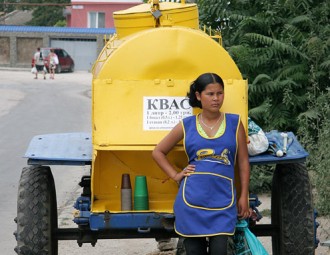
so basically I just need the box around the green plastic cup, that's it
[134,175,149,210]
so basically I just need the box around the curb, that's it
[0,67,91,73]
[0,67,30,72]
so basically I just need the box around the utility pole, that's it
[3,0,6,25]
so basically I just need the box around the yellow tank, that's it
[91,1,248,213]
[113,1,199,39]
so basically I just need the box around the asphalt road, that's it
[0,69,160,255]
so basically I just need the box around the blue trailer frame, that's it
[25,130,308,166]
[23,130,313,246]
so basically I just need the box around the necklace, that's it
[200,113,222,130]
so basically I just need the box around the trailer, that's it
[15,1,316,254]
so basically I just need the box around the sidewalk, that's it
[0,66,91,73]
[0,67,30,72]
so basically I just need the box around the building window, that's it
[88,12,105,28]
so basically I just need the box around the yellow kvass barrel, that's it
[91,1,247,213]
[113,1,199,39]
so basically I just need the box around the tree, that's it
[197,0,330,214]
[18,0,70,26]
[198,0,329,132]
[0,0,19,13]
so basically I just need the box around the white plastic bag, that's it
[54,55,59,65]
[31,66,37,74]
[247,118,269,156]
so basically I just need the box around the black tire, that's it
[15,166,58,255]
[271,163,315,255]
[69,64,75,73]
[56,64,61,74]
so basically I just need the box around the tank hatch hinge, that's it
[150,0,162,27]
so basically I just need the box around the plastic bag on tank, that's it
[247,117,269,156]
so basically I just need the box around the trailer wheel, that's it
[15,166,58,255]
[271,163,315,255]
[69,64,75,73]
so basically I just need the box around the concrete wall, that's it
[0,37,10,64]
[0,31,106,70]
[17,37,43,65]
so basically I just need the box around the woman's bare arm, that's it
[152,122,191,182]
[236,121,251,219]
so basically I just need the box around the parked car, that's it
[32,48,75,73]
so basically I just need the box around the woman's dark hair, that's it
[187,73,224,108]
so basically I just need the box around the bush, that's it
[298,89,330,216]
[249,165,273,194]
[54,20,66,27]
[309,119,330,215]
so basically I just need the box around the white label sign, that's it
[72,5,84,9]
[143,96,193,130]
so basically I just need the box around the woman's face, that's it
[196,82,224,112]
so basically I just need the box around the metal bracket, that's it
[151,9,162,19]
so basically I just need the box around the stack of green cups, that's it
[134,175,149,210]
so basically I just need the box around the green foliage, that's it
[1,1,69,26]
[54,19,66,27]
[298,88,330,215]
[197,0,330,214]
[0,0,16,13]
[311,119,330,215]
[260,209,271,217]
[249,165,273,194]
[197,0,231,30]
[25,0,70,27]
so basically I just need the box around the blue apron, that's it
[174,113,240,237]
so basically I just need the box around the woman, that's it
[152,73,250,255]
[49,49,58,79]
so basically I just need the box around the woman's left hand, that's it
[237,196,251,219]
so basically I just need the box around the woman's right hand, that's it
[173,164,195,183]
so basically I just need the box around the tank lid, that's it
[113,2,196,15]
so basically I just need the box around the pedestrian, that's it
[152,73,250,255]
[33,48,46,80]
[49,49,58,79]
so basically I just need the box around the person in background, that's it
[152,73,250,255]
[33,47,46,80]
[49,49,58,80]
